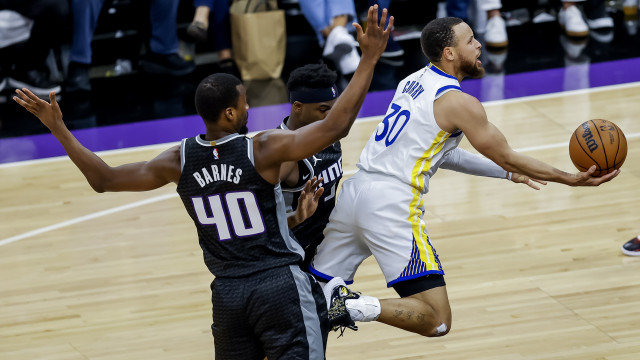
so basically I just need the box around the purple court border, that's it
[2,57,639,164]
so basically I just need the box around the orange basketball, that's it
[568,119,627,176]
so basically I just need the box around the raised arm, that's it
[434,91,618,186]
[13,89,181,192]
[253,5,393,183]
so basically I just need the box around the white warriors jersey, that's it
[357,63,464,194]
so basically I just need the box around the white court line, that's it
[2,81,638,169]
[0,193,177,247]
[2,82,640,246]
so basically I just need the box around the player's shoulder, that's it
[437,90,482,113]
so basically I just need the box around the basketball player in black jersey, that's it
[13,5,393,359]
[278,63,343,269]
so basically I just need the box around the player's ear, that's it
[224,107,235,121]
[443,47,455,61]
[292,101,303,114]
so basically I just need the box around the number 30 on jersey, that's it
[375,103,411,147]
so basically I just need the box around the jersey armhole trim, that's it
[435,85,462,99]
[180,138,187,172]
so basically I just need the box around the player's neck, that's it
[432,61,463,82]
[286,114,304,131]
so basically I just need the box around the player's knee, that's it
[417,318,451,337]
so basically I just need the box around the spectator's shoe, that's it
[485,15,508,48]
[381,36,404,58]
[586,16,614,30]
[66,62,91,93]
[140,53,196,76]
[323,26,357,65]
[187,21,208,43]
[323,277,358,335]
[559,6,589,37]
[338,47,360,75]
[9,69,61,96]
[218,58,241,79]
[622,235,640,256]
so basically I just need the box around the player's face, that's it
[453,23,484,78]
[235,85,250,134]
[300,99,337,126]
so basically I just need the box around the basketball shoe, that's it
[323,277,381,334]
[622,235,640,256]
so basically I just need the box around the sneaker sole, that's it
[380,49,405,58]
[324,43,353,64]
[486,40,509,48]
[621,247,640,256]
[8,78,61,96]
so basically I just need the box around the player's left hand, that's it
[293,177,325,224]
[510,172,547,190]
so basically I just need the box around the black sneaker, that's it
[66,62,92,93]
[9,69,61,96]
[323,277,359,335]
[622,235,640,256]
[139,52,196,76]
[218,58,241,79]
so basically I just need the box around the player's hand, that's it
[13,89,63,132]
[573,165,620,186]
[510,172,547,190]
[354,5,394,61]
[293,177,325,224]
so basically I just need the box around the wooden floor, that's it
[1,83,639,360]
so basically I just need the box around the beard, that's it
[461,54,485,78]
[239,125,249,135]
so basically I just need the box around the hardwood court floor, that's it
[1,83,639,359]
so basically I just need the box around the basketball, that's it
[568,119,627,176]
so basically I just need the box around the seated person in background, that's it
[187,0,239,78]
[298,0,361,75]
[0,0,69,96]
[66,0,195,93]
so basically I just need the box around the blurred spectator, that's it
[186,0,239,77]
[0,0,69,96]
[66,0,195,93]
[298,0,360,75]
[481,1,508,48]
[559,0,613,37]
[369,0,404,57]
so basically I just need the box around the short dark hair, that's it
[195,73,242,123]
[420,17,464,63]
[287,63,337,92]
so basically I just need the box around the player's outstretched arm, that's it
[287,177,325,228]
[435,91,618,186]
[13,89,180,192]
[253,5,393,180]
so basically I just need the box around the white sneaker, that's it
[345,295,381,322]
[586,16,614,30]
[338,47,360,75]
[559,6,589,37]
[484,15,508,48]
[322,26,357,62]
[323,277,348,310]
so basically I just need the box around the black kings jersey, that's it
[177,134,304,278]
[278,119,343,250]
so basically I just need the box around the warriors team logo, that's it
[213,148,219,159]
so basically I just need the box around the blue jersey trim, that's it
[387,270,445,287]
[307,265,354,285]
[428,63,458,80]
[450,130,463,137]
[436,85,462,97]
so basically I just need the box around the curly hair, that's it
[287,63,337,92]
[420,17,464,63]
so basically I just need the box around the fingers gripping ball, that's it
[568,119,627,176]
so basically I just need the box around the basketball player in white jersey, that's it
[310,17,619,338]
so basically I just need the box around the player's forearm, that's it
[323,59,377,140]
[502,151,575,185]
[50,126,115,192]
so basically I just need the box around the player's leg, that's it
[378,277,451,337]
[252,265,328,360]
[210,278,265,360]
